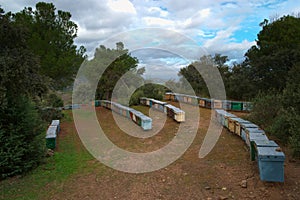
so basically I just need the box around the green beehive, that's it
[46,126,57,150]
[231,101,243,111]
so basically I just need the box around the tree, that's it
[244,15,300,92]
[12,2,86,89]
[0,7,46,178]
[178,54,229,97]
[82,43,139,100]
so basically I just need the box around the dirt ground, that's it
[51,102,300,200]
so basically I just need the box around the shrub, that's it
[288,110,300,157]
[0,96,46,179]
[47,93,64,108]
[247,90,283,129]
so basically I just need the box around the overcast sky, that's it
[1,0,299,80]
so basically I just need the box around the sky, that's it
[1,0,299,80]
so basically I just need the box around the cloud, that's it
[0,0,297,79]
[107,0,136,14]
[143,17,175,27]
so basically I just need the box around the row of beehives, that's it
[139,97,185,122]
[164,92,252,112]
[94,100,152,131]
[45,120,60,150]
[215,109,285,182]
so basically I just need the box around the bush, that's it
[247,91,283,129]
[287,110,300,157]
[129,90,144,106]
[39,107,63,123]
[0,96,46,179]
[267,109,291,144]
[47,93,64,107]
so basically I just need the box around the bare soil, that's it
[51,102,300,200]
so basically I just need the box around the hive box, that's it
[253,140,279,161]
[231,101,243,111]
[46,126,57,150]
[257,146,285,182]
[233,119,251,136]
[241,123,259,142]
[222,113,237,127]
[51,120,60,133]
[245,127,266,147]
[214,109,227,124]
[213,100,223,109]
[140,115,152,130]
[248,132,269,161]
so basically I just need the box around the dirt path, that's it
[51,104,300,200]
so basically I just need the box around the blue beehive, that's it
[140,115,152,130]
[249,132,269,161]
[241,123,259,142]
[214,109,226,124]
[253,140,279,160]
[151,99,167,112]
[257,147,285,182]
[245,127,266,147]
[242,102,253,112]
[222,100,231,110]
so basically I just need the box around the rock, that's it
[46,149,54,157]
[241,180,247,188]
[218,196,228,200]
[183,172,188,176]
[222,187,227,191]
[260,187,266,192]
[205,186,211,190]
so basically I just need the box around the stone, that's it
[241,180,247,188]
[205,186,211,190]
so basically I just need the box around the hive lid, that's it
[151,99,167,105]
[46,126,57,138]
[232,118,250,123]
[245,127,264,133]
[241,123,259,129]
[254,140,278,147]
[249,132,268,140]
[257,147,285,161]
[51,120,60,126]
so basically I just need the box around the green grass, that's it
[0,111,94,200]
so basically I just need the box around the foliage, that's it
[43,93,64,108]
[244,15,300,92]
[0,7,46,179]
[129,89,144,106]
[11,2,86,89]
[0,96,45,179]
[0,111,94,200]
[247,91,283,129]
[129,83,167,105]
[289,112,300,157]
[0,8,46,101]
[178,54,230,98]
[82,43,139,100]
[248,63,300,156]
[225,64,256,100]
